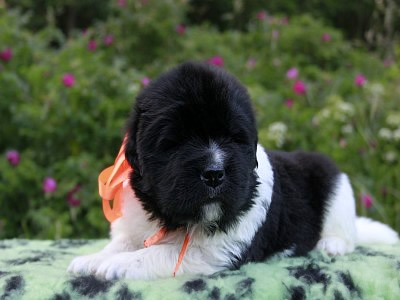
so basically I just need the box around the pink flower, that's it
[62,73,75,88]
[43,177,57,194]
[256,11,267,21]
[176,24,186,35]
[141,77,151,87]
[104,35,114,46]
[322,33,332,43]
[293,80,307,95]
[207,56,224,67]
[6,150,20,167]
[246,58,257,70]
[118,0,127,7]
[281,16,289,25]
[354,74,367,87]
[286,67,298,80]
[285,99,294,108]
[88,40,97,51]
[0,48,13,62]
[360,194,373,209]
[67,184,81,207]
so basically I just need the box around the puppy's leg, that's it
[67,234,137,275]
[95,243,222,280]
[316,173,356,255]
[68,184,159,275]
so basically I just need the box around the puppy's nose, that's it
[201,167,225,188]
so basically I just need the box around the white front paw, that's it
[67,253,108,275]
[96,252,143,280]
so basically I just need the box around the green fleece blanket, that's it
[0,240,399,299]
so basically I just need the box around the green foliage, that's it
[188,0,391,42]
[0,1,399,239]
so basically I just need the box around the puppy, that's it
[68,62,399,280]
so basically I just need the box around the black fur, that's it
[238,151,340,264]
[124,61,341,268]
[125,62,258,232]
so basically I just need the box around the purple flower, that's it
[88,40,97,51]
[0,48,13,62]
[360,194,373,209]
[256,11,267,21]
[355,74,367,87]
[6,150,20,167]
[246,58,257,70]
[207,56,224,67]
[141,77,151,87]
[67,184,81,207]
[322,33,332,43]
[176,24,186,35]
[43,177,57,194]
[293,80,307,95]
[285,99,294,108]
[104,35,114,46]
[62,73,75,88]
[286,67,298,80]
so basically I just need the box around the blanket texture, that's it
[0,240,399,299]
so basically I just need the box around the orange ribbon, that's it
[98,135,190,277]
[98,136,132,222]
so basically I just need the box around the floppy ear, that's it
[125,107,143,177]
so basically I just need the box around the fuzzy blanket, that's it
[0,240,399,299]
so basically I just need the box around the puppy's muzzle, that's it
[201,166,225,188]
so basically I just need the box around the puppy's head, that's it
[125,62,258,232]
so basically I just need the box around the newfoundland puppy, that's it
[68,62,399,280]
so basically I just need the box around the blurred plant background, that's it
[1,0,399,239]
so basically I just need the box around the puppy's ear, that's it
[125,107,143,177]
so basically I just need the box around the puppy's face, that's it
[125,62,258,232]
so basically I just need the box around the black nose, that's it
[201,167,225,188]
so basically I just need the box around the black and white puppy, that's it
[68,62,399,280]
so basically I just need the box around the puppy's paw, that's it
[316,237,353,256]
[67,253,109,275]
[96,252,143,280]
